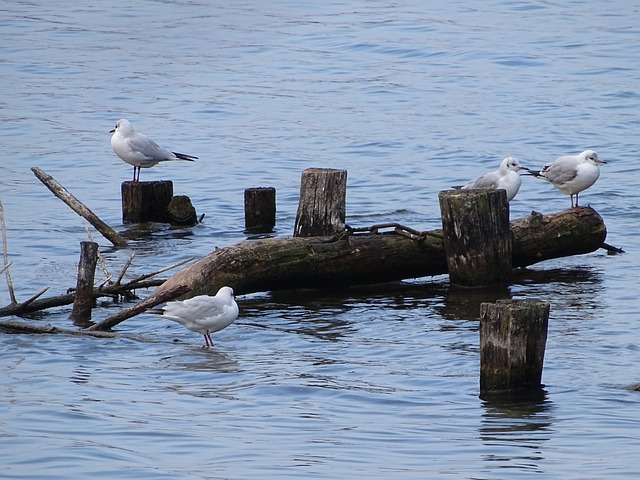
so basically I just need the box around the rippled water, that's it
[1,1,639,478]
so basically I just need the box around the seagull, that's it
[151,286,239,347]
[530,150,606,207]
[453,157,529,202]
[110,118,198,181]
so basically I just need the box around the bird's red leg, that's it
[206,333,214,347]
[203,334,210,347]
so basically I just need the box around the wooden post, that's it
[167,195,198,226]
[480,299,550,395]
[244,187,276,233]
[70,241,99,323]
[122,181,173,223]
[439,189,511,286]
[294,168,347,237]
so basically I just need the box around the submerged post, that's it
[167,195,198,226]
[121,180,173,223]
[439,189,511,286]
[294,168,347,237]
[244,187,276,233]
[479,299,550,396]
[70,241,99,323]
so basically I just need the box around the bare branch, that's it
[0,201,17,305]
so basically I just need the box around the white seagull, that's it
[530,150,606,207]
[454,157,529,202]
[152,286,239,347]
[110,118,198,181]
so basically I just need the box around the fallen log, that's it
[149,207,606,300]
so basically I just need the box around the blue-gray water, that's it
[1,1,639,478]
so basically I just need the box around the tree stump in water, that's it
[70,241,99,323]
[479,299,550,396]
[439,189,511,287]
[294,168,347,237]
[122,180,173,223]
[244,187,276,233]
[167,195,198,226]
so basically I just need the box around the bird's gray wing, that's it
[163,295,226,323]
[128,133,175,162]
[542,158,578,185]
[463,171,499,189]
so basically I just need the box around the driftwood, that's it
[0,319,117,338]
[87,283,190,331]
[149,207,607,301]
[0,256,194,318]
[32,167,128,247]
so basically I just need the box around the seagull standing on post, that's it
[454,157,529,202]
[110,119,198,181]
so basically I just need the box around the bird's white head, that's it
[501,157,529,172]
[110,118,134,135]
[580,150,606,165]
[217,286,235,298]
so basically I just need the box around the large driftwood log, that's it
[149,207,606,300]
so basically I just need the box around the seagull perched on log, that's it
[529,150,606,207]
[110,118,198,181]
[151,286,239,347]
[453,157,529,202]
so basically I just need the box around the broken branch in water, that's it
[31,167,128,248]
[1,200,17,305]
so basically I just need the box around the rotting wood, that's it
[70,241,99,323]
[0,319,117,338]
[31,167,128,247]
[480,299,550,395]
[121,180,173,224]
[0,279,162,318]
[0,257,193,318]
[149,206,607,301]
[439,189,512,287]
[244,187,276,233]
[294,168,347,237]
[167,195,198,226]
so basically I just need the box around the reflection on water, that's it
[479,390,553,475]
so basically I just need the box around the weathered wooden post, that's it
[70,241,99,323]
[439,189,511,286]
[244,187,276,233]
[480,299,550,396]
[121,180,173,223]
[294,168,347,237]
[167,195,198,226]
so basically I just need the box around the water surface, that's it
[1,1,639,478]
